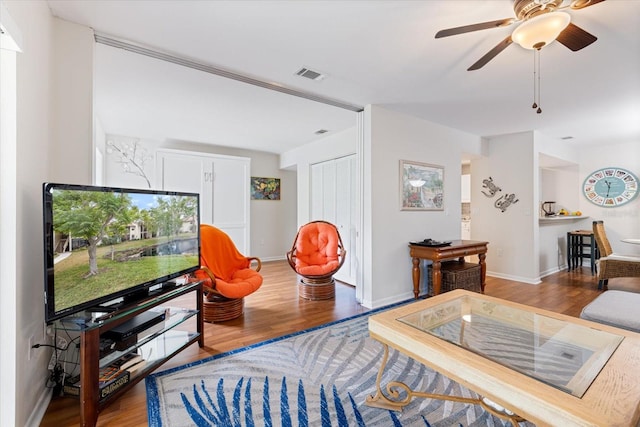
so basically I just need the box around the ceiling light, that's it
[512,12,571,50]
[512,12,571,114]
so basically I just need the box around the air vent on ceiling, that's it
[295,67,325,81]
[314,129,329,135]
[561,136,574,140]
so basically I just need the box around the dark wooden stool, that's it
[567,230,599,275]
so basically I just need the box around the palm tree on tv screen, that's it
[53,190,133,276]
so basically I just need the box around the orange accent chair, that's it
[195,224,263,322]
[287,220,346,300]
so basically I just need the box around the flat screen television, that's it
[43,183,201,323]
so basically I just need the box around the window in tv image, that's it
[51,188,199,314]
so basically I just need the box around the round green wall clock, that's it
[583,167,639,207]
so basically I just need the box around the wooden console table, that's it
[409,240,488,298]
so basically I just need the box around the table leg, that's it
[566,232,572,271]
[478,253,486,293]
[432,261,442,296]
[578,235,584,267]
[412,257,420,299]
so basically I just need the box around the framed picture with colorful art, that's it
[250,177,281,200]
[400,160,444,211]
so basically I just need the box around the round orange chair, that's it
[195,224,262,322]
[286,221,346,300]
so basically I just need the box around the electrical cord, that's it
[31,343,68,351]
[48,364,65,395]
[32,331,71,396]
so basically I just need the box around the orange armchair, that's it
[287,220,346,300]
[195,224,262,322]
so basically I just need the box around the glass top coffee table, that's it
[366,290,640,426]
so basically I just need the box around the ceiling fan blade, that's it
[556,23,597,51]
[435,18,515,38]
[467,36,513,71]
[570,0,605,10]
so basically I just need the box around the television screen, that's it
[43,183,200,323]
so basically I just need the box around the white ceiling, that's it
[47,0,640,154]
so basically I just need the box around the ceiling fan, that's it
[436,0,604,71]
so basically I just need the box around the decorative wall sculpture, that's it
[481,176,502,198]
[480,176,518,213]
[495,193,519,212]
[106,138,153,188]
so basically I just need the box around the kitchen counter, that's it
[539,215,589,223]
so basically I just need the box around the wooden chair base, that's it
[203,296,244,322]
[298,277,335,300]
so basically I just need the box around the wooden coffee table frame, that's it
[367,290,640,427]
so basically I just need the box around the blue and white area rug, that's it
[146,307,532,426]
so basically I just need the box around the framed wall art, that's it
[400,160,444,211]
[250,177,281,200]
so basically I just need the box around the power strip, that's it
[48,335,68,371]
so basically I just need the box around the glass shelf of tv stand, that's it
[98,306,198,369]
[52,281,201,332]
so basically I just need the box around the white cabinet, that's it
[156,149,250,253]
[461,174,471,203]
[310,155,357,285]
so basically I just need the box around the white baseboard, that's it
[261,255,286,262]
[539,265,562,278]
[364,291,414,310]
[26,386,52,427]
[486,271,541,285]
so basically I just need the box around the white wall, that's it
[579,141,640,256]
[93,117,106,185]
[472,132,539,283]
[0,5,21,425]
[281,126,358,227]
[2,2,94,426]
[363,105,482,308]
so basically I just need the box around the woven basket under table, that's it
[427,261,482,296]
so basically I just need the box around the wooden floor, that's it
[40,260,639,426]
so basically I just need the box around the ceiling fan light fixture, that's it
[512,11,571,49]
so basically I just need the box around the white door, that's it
[211,156,250,252]
[310,155,357,285]
[156,149,250,253]
[335,156,357,284]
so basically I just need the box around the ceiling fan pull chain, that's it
[530,48,544,114]
[537,48,542,114]
[532,50,538,109]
